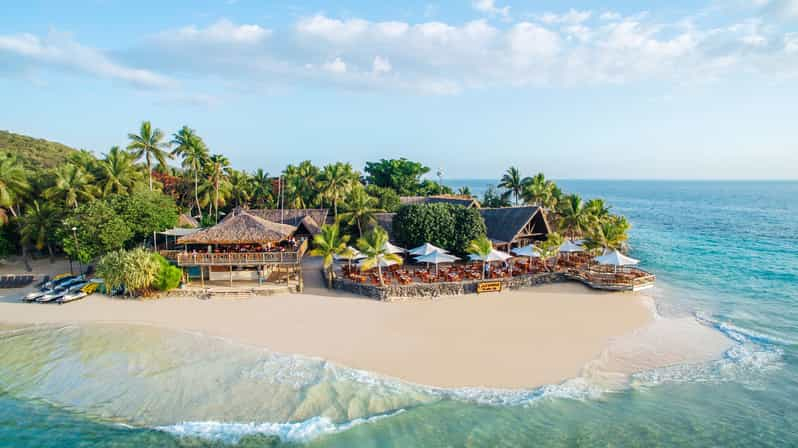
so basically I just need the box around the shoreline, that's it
[2,280,664,389]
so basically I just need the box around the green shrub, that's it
[153,254,182,291]
[97,247,160,297]
[393,203,486,256]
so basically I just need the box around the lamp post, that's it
[71,226,83,275]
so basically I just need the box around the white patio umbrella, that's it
[415,251,460,275]
[593,249,639,272]
[469,249,513,279]
[357,255,400,270]
[512,245,541,258]
[409,242,449,256]
[382,241,407,254]
[559,240,584,253]
[334,246,366,270]
[333,246,366,261]
[468,249,512,262]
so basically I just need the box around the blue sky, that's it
[1,0,797,180]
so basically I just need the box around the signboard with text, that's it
[477,281,503,293]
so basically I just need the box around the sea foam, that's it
[156,410,405,444]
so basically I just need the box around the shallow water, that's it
[1,180,797,447]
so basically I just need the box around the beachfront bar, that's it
[172,209,308,291]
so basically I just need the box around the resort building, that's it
[244,208,328,240]
[479,206,551,251]
[173,209,308,291]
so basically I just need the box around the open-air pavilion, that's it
[173,209,308,290]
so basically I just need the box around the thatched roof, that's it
[177,209,296,245]
[246,208,329,232]
[296,215,322,235]
[479,206,550,244]
[399,195,480,208]
[177,213,199,228]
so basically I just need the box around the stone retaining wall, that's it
[331,272,572,302]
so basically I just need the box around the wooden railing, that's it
[174,249,304,267]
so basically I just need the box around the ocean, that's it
[1,180,797,447]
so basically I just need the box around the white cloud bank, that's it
[2,6,798,97]
[0,31,174,88]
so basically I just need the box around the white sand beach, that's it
[0,258,730,389]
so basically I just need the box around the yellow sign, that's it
[477,281,502,293]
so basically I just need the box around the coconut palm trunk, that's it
[194,168,202,220]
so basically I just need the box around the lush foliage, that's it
[0,130,77,171]
[153,253,182,292]
[309,223,350,287]
[96,247,161,297]
[364,158,432,196]
[356,227,403,286]
[393,203,487,256]
[466,235,494,279]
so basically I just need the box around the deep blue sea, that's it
[1,180,797,447]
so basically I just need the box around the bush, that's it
[97,247,160,297]
[153,254,182,291]
[62,201,132,263]
[365,185,400,213]
[111,191,179,245]
[393,203,486,256]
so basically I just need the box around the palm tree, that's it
[250,168,273,208]
[556,194,593,239]
[309,223,350,288]
[538,233,564,272]
[0,153,30,219]
[585,216,630,253]
[318,162,355,217]
[229,170,252,208]
[339,187,381,237]
[127,120,170,191]
[457,186,472,197]
[171,126,208,219]
[466,235,494,279]
[207,154,232,223]
[585,198,611,222]
[44,163,100,208]
[20,201,58,262]
[356,227,402,287]
[282,161,319,209]
[498,167,528,205]
[522,173,557,208]
[99,146,144,197]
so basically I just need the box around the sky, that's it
[1,0,797,180]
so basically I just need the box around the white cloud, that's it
[0,31,173,88]
[540,9,592,25]
[7,8,798,97]
[785,32,798,51]
[164,19,271,44]
[322,57,347,73]
[472,0,510,18]
[372,56,392,74]
[757,0,798,18]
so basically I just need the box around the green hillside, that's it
[0,130,80,170]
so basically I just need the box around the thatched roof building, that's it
[177,213,199,228]
[399,195,480,208]
[177,209,296,245]
[479,206,550,250]
[247,208,329,229]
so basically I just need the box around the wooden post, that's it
[229,265,233,286]
[297,264,303,292]
[200,266,205,288]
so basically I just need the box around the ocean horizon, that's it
[2,179,796,447]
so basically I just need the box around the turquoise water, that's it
[2,181,797,447]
